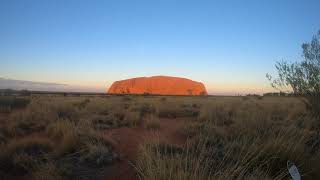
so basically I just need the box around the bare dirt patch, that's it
[102,117,191,180]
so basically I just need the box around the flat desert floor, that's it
[0,95,319,180]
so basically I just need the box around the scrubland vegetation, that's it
[136,97,319,180]
[0,95,319,179]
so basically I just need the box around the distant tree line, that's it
[262,92,296,96]
[0,89,31,96]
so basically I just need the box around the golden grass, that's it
[146,115,161,130]
[30,162,65,180]
[135,96,320,180]
[0,95,319,179]
[0,137,54,175]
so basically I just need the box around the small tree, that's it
[267,30,320,119]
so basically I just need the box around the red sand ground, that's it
[102,117,190,180]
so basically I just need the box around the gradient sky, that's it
[0,0,319,94]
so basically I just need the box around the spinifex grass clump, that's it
[157,102,199,118]
[0,97,119,179]
[0,137,54,176]
[51,121,118,179]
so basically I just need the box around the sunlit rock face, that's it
[107,76,207,95]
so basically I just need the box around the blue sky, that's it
[0,0,319,94]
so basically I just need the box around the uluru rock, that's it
[107,76,207,95]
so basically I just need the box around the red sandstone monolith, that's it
[107,76,207,95]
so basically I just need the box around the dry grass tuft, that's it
[30,162,66,180]
[146,115,161,130]
[1,95,319,179]
[0,96,30,113]
[157,102,199,118]
[136,97,320,180]
[0,137,54,175]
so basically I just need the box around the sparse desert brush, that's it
[0,137,54,175]
[89,102,143,129]
[122,96,132,101]
[84,98,112,115]
[0,96,125,179]
[179,121,226,142]
[179,122,202,138]
[30,162,66,180]
[91,114,116,130]
[72,98,90,110]
[197,105,234,126]
[136,136,238,180]
[0,96,30,113]
[157,102,199,118]
[146,115,160,130]
[0,130,7,145]
[53,119,91,157]
[1,95,319,179]
[95,108,141,128]
[137,126,313,180]
[48,118,118,179]
[79,138,118,168]
[135,103,156,117]
[54,130,81,157]
[7,103,57,136]
[242,96,250,101]
[123,110,141,127]
[46,120,76,139]
[135,96,320,179]
[53,119,116,160]
[51,102,79,122]
[55,136,117,179]
[159,97,167,102]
